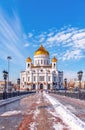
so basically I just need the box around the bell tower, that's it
[52,57,57,70]
[26,57,32,70]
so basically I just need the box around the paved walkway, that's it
[50,93,85,122]
[0,92,85,130]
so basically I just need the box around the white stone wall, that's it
[20,55,63,91]
[34,55,50,66]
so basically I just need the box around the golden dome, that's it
[26,57,32,62]
[52,57,57,62]
[34,45,49,56]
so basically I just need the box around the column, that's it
[36,70,39,90]
[45,70,48,90]
[30,70,33,90]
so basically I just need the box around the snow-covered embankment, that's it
[44,93,85,130]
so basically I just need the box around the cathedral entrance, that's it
[33,84,36,90]
[47,84,50,90]
[40,84,43,89]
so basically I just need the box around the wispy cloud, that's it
[28,33,33,38]
[26,26,85,61]
[24,43,30,47]
[0,9,25,66]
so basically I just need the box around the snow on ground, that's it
[30,98,40,130]
[44,92,85,130]
[30,122,37,130]
[0,110,21,116]
[53,123,65,130]
[33,108,40,120]
[47,104,69,130]
[0,126,5,129]
[66,105,76,113]
[36,95,41,104]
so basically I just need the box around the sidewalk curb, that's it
[0,94,30,107]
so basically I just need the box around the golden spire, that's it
[52,57,57,62]
[26,56,32,62]
[34,45,49,56]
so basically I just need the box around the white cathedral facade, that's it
[20,45,63,91]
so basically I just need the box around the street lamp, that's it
[7,56,12,91]
[64,78,67,96]
[77,70,83,98]
[2,70,8,99]
[17,78,20,95]
[17,78,20,90]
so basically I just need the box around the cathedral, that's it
[20,45,63,91]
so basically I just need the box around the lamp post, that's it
[17,78,20,90]
[77,70,83,98]
[7,56,12,91]
[2,70,8,99]
[64,78,67,96]
[17,78,20,95]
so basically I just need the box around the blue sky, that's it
[0,0,85,82]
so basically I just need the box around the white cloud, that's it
[23,26,85,61]
[61,49,84,61]
[39,37,45,42]
[47,32,54,37]
[24,43,30,47]
[28,33,33,38]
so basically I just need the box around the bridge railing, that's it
[0,91,36,100]
[51,90,85,100]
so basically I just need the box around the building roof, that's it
[52,57,57,62]
[26,56,32,62]
[34,45,49,56]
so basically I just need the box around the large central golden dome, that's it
[34,45,49,56]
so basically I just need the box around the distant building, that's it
[20,45,63,91]
[74,81,85,89]
[68,79,85,90]
[0,81,14,92]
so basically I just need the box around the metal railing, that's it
[52,90,85,100]
[0,91,36,100]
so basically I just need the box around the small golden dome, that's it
[26,57,32,62]
[34,45,49,56]
[52,57,57,62]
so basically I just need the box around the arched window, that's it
[33,84,36,89]
[28,64,30,67]
[48,84,50,90]
[41,60,43,64]
[41,69,43,72]
[54,64,55,67]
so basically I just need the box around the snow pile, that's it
[30,122,37,130]
[53,123,65,130]
[44,93,85,130]
[30,107,40,129]
[1,110,21,116]
[33,108,40,120]
[0,126,5,129]
[66,105,76,113]
[36,98,41,104]
[47,105,68,130]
